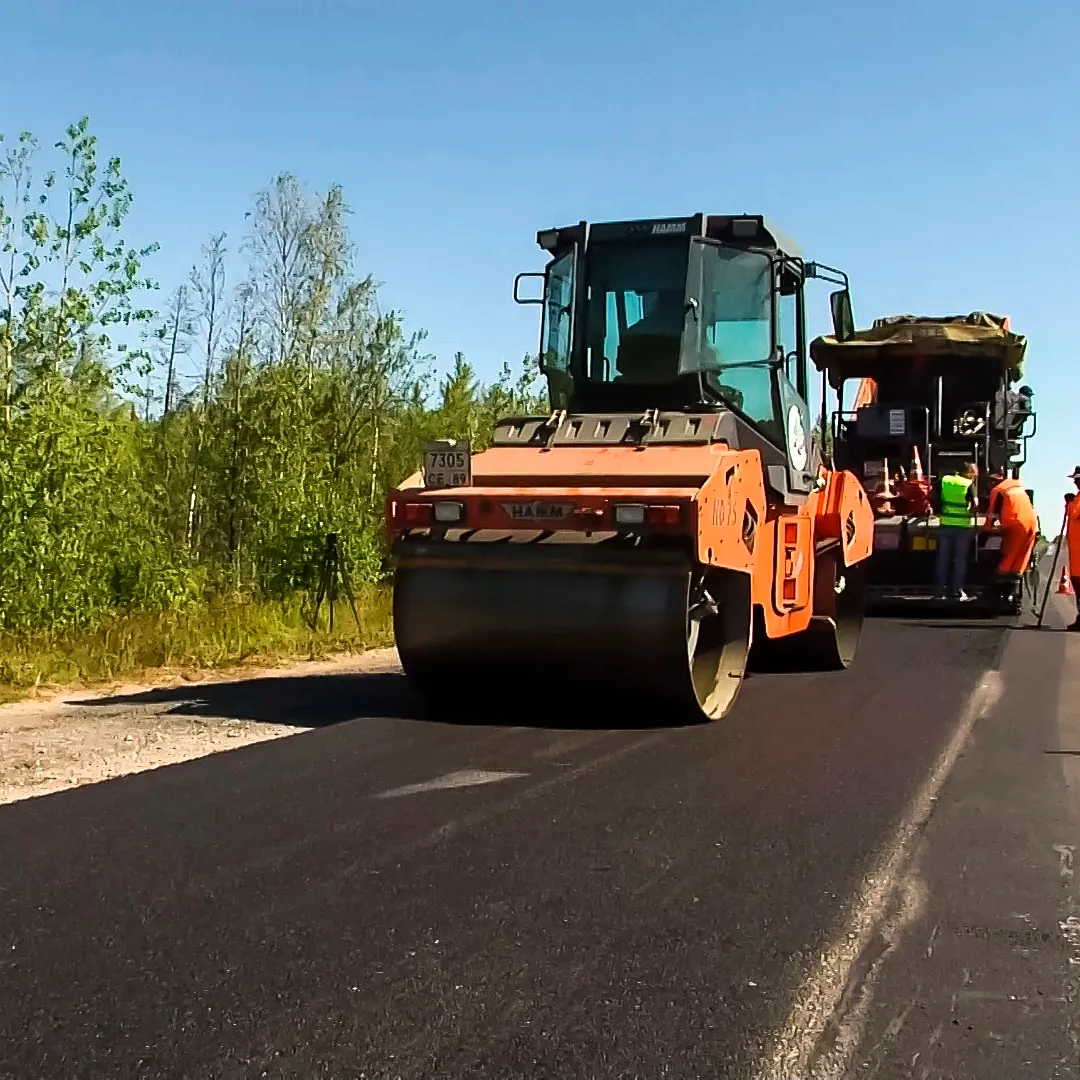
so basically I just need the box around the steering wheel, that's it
[954,408,986,437]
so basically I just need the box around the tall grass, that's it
[0,587,393,701]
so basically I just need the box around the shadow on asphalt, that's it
[891,620,1018,631]
[61,603,1042,735]
[68,671,423,728]
[868,605,1005,622]
[65,670,669,733]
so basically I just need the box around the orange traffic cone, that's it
[878,457,895,514]
[1057,566,1073,595]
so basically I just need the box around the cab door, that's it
[774,263,815,494]
[539,247,577,411]
[776,374,814,495]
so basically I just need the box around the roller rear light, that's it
[646,504,682,526]
[613,502,683,527]
[433,501,464,523]
[613,503,646,525]
[402,502,433,526]
[399,500,464,527]
[400,498,682,531]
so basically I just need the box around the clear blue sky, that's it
[8,0,1078,520]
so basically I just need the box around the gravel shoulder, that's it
[0,647,399,806]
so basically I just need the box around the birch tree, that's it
[186,232,227,549]
[158,283,194,417]
[245,173,313,365]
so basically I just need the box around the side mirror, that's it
[513,272,545,305]
[829,288,855,342]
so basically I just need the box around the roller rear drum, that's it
[393,543,753,724]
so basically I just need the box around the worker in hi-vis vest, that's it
[983,467,1037,578]
[936,461,978,601]
[1066,466,1080,630]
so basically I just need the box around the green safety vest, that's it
[940,473,974,528]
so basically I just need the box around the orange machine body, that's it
[851,377,877,410]
[387,437,873,645]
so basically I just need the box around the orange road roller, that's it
[386,214,874,721]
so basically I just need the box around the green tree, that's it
[0,118,175,631]
[0,119,553,635]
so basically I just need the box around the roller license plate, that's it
[983,536,1002,550]
[423,440,471,489]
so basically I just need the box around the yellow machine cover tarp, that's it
[810,311,1027,389]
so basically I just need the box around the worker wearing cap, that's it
[1066,467,1080,630]
[936,461,978,601]
[983,467,1037,606]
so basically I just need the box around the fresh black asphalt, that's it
[1,612,1074,1079]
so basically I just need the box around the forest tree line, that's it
[0,118,546,633]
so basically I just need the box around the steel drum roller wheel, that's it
[749,546,867,673]
[814,546,867,669]
[393,549,753,725]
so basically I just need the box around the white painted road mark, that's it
[1058,915,1080,966]
[374,768,528,799]
[1053,843,1075,884]
[752,670,1005,1080]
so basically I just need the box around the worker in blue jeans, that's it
[936,461,978,601]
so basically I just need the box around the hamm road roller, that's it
[385,214,875,721]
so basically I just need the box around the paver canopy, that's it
[811,311,1027,389]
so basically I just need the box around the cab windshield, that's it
[582,238,774,396]
[684,244,773,376]
[583,238,688,385]
[544,234,781,420]
[684,243,775,424]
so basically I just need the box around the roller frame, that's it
[387,444,875,723]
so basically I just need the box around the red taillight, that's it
[645,504,682,526]
[403,502,433,526]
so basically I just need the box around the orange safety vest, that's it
[986,478,1036,531]
[1068,496,1080,578]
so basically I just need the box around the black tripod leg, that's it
[312,547,332,630]
[328,550,337,633]
[1036,512,1069,629]
[339,560,362,630]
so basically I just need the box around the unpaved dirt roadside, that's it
[0,648,400,806]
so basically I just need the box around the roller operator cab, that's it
[810,312,1037,614]
[386,215,875,722]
